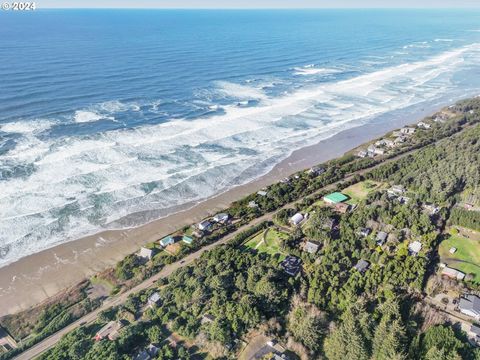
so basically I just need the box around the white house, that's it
[459,295,480,319]
[213,213,229,223]
[257,190,268,197]
[417,121,431,129]
[148,292,161,308]
[400,127,416,135]
[408,241,422,255]
[138,247,153,260]
[290,213,304,226]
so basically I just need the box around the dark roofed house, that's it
[376,231,388,246]
[459,294,480,319]
[308,166,325,176]
[280,256,302,276]
[354,259,370,274]
[134,350,151,360]
[470,324,480,338]
[251,339,288,360]
[304,241,320,254]
[358,227,371,237]
[198,220,212,231]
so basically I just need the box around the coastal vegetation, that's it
[2,98,480,359]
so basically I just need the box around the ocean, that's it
[1,9,480,267]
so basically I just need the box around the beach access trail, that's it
[13,144,431,360]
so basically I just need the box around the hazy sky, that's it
[40,0,480,9]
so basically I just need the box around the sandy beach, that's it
[0,102,445,316]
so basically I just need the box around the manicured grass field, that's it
[244,228,289,259]
[439,232,480,282]
[343,180,385,204]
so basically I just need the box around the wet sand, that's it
[0,103,442,316]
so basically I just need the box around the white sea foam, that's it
[0,119,55,134]
[294,66,340,76]
[1,43,480,268]
[434,38,454,42]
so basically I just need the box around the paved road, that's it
[13,147,422,360]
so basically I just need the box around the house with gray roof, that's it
[304,241,320,254]
[459,294,480,319]
[353,259,370,274]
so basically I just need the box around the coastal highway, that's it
[13,143,434,360]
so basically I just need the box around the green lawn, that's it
[439,233,480,282]
[343,180,385,204]
[244,228,289,260]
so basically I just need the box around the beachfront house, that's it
[304,240,320,254]
[400,127,416,135]
[257,190,268,197]
[459,295,480,319]
[138,247,154,260]
[353,259,370,274]
[356,150,368,158]
[417,121,431,129]
[182,235,193,244]
[376,231,388,246]
[308,166,325,176]
[159,236,175,247]
[290,213,304,226]
[408,241,422,256]
[213,213,229,223]
[394,136,407,145]
[198,220,212,231]
[441,266,466,281]
[248,201,259,208]
[323,192,348,205]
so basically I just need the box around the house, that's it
[182,235,193,244]
[290,213,304,226]
[335,202,350,214]
[148,292,161,308]
[251,339,288,360]
[398,196,410,204]
[257,190,268,197]
[159,236,175,247]
[95,321,124,341]
[0,327,17,353]
[400,127,416,135]
[408,241,422,255]
[354,259,370,274]
[322,218,336,231]
[138,247,154,260]
[376,231,388,246]
[304,240,320,254]
[449,247,457,254]
[358,227,371,237]
[392,130,403,137]
[384,139,395,148]
[375,139,387,147]
[357,150,368,158]
[459,295,480,319]
[323,192,349,204]
[146,344,159,357]
[423,203,440,215]
[373,147,386,155]
[213,213,229,223]
[308,166,325,176]
[367,145,377,154]
[441,266,466,281]
[280,256,302,276]
[248,201,259,208]
[469,324,480,342]
[198,220,212,231]
[394,136,407,145]
[201,314,216,324]
[388,184,405,196]
[134,350,151,360]
[417,121,431,129]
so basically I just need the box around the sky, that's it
[39,0,480,9]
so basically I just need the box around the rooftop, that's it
[323,192,349,204]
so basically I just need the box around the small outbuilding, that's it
[290,213,304,226]
[323,192,349,204]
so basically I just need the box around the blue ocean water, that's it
[1,9,480,266]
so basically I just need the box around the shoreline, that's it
[0,100,450,316]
